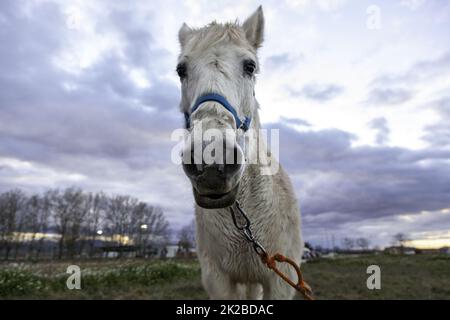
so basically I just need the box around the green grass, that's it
[0,260,205,300]
[1,254,449,299]
[301,254,450,299]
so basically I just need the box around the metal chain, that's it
[230,200,268,258]
[229,200,315,300]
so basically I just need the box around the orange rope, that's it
[260,253,314,300]
[229,201,314,300]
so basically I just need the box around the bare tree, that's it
[342,237,355,250]
[356,237,370,250]
[34,191,51,259]
[0,188,171,260]
[24,194,41,259]
[133,204,170,257]
[393,233,410,247]
[131,201,148,257]
[178,220,196,253]
[53,188,86,259]
[105,195,137,256]
[51,189,68,259]
[74,192,92,257]
[0,192,13,259]
[85,192,106,257]
[144,206,170,244]
[0,190,27,260]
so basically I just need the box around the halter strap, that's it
[184,93,252,131]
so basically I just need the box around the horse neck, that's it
[239,108,276,206]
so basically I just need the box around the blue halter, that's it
[184,93,252,131]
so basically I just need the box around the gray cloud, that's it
[368,117,390,144]
[0,0,192,227]
[367,53,450,111]
[366,88,414,106]
[268,120,450,245]
[422,96,450,147]
[264,53,303,70]
[290,83,344,102]
[373,52,450,86]
[280,116,311,127]
[0,0,182,164]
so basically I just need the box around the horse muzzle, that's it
[193,181,240,209]
[182,142,244,209]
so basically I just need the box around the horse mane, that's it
[188,20,252,52]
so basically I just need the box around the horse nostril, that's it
[182,143,243,178]
[183,163,197,177]
[182,148,202,177]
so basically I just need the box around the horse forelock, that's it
[185,21,254,55]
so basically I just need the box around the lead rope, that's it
[230,201,314,300]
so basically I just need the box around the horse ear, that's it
[243,6,264,49]
[179,23,193,48]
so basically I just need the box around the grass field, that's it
[1,254,449,299]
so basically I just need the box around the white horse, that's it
[177,6,304,299]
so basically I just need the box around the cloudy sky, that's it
[1,0,450,248]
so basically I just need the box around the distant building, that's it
[160,244,196,259]
[416,248,446,255]
[384,246,416,255]
[336,249,378,255]
[101,245,137,258]
[165,245,180,258]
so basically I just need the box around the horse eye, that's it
[176,63,187,79]
[243,59,256,76]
